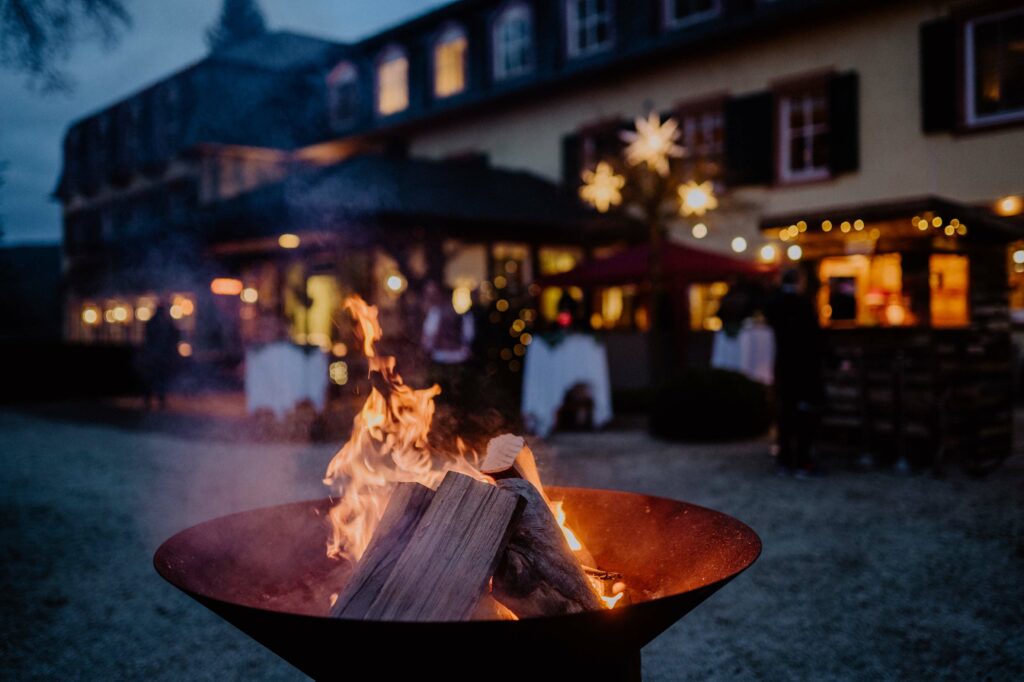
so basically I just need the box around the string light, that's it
[731,237,748,253]
[691,222,708,239]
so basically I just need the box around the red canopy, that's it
[541,241,773,287]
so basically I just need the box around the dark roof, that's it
[210,31,344,72]
[760,196,1024,242]
[210,154,627,243]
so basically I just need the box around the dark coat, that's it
[765,288,826,404]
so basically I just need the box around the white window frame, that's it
[565,0,614,59]
[680,106,724,162]
[777,90,830,184]
[327,61,359,129]
[433,23,469,98]
[493,2,534,81]
[663,0,722,30]
[376,44,409,116]
[964,7,1024,128]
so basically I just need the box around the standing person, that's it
[421,281,476,404]
[765,268,826,477]
[139,304,181,410]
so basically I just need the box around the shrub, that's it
[649,368,772,442]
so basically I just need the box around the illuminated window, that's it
[376,45,408,116]
[565,0,614,58]
[591,285,639,329]
[492,243,532,293]
[818,254,912,327]
[493,3,533,80]
[538,247,582,276]
[689,281,729,331]
[434,25,468,98]
[664,0,721,30]
[327,61,359,129]
[964,7,1024,128]
[930,255,969,328]
[777,89,830,183]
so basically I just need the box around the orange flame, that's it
[323,295,483,561]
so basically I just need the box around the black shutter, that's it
[920,17,957,133]
[828,71,859,176]
[561,132,583,191]
[724,91,774,186]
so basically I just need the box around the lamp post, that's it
[579,112,718,391]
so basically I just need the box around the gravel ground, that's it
[2,407,1023,681]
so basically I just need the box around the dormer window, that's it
[493,2,533,80]
[566,0,614,59]
[327,61,360,128]
[663,0,721,30]
[434,24,468,98]
[377,45,409,116]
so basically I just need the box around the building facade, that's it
[56,0,1024,435]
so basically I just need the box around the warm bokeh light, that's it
[579,161,625,213]
[384,273,406,293]
[620,112,683,176]
[759,244,778,262]
[731,237,747,253]
[451,286,472,314]
[278,233,301,249]
[177,341,192,357]
[329,361,349,385]
[240,287,259,303]
[691,222,708,239]
[82,307,100,325]
[210,278,244,296]
[995,195,1023,217]
[787,244,803,261]
[678,180,718,217]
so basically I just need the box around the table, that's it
[245,342,329,418]
[521,333,613,437]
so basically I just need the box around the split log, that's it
[480,434,545,497]
[492,477,603,618]
[345,471,522,622]
[482,434,597,569]
[471,594,518,621]
[330,482,434,618]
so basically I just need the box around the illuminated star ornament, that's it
[620,112,684,176]
[579,161,625,213]
[678,180,718,217]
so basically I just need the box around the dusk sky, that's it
[0,0,444,245]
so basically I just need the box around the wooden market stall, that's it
[761,196,1023,474]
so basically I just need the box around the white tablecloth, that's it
[710,320,775,385]
[521,334,613,437]
[245,342,329,418]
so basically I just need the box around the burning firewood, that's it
[332,471,522,622]
[481,433,598,569]
[330,482,435,618]
[491,477,604,618]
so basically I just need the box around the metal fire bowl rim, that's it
[153,485,762,627]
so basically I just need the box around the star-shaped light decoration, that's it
[678,180,718,217]
[579,162,625,213]
[619,113,684,176]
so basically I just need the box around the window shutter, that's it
[561,132,583,191]
[828,71,859,176]
[920,17,957,133]
[724,91,774,186]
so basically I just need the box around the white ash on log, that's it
[332,471,522,622]
[491,477,604,618]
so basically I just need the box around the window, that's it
[434,25,468,98]
[817,254,913,327]
[777,88,829,183]
[964,7,1024,127]
[327,61,360,128]
[679,103,724,178]
[689,281,728,331]
[376,45,409,116]
[566,0,613,58]
[930,254,969,327]
[493,3,533,80]
[664,0,721,30]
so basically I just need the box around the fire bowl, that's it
[154,487,760,681]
